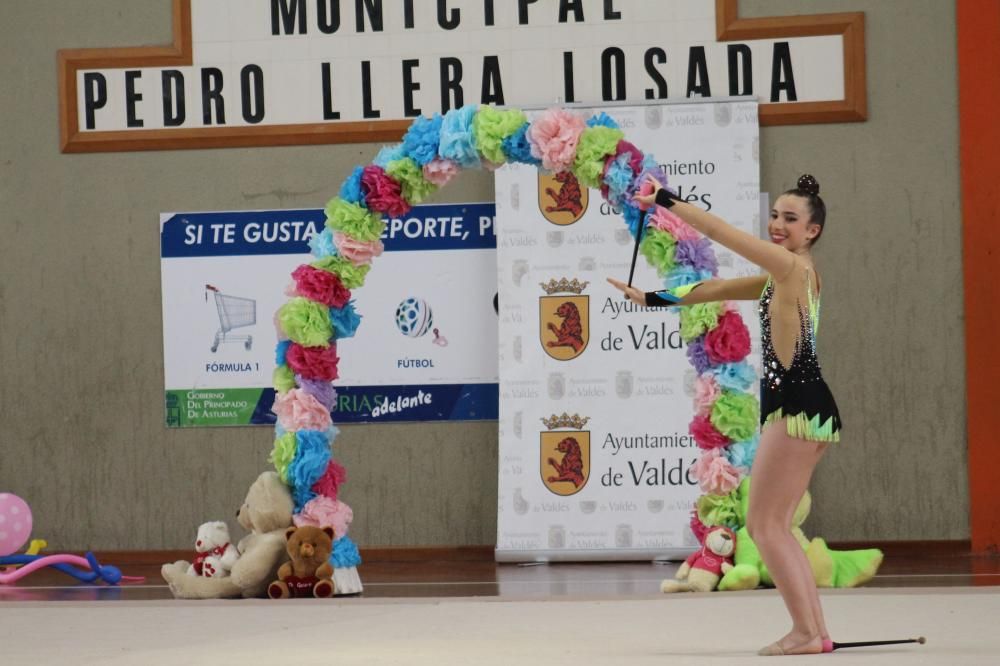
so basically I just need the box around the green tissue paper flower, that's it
[312,256,371,289]
[473,107,527,163]
[386,157,438,204]
[269,432,298,483]
[697,490,741,527]
[572,126,624,188]
[733,477,752,526]
[679,301,722,342]
[711,390,760,442]
[639,229,677,276]
[273,365,296,393]
[325,197,386,242]
[278,298,333,347]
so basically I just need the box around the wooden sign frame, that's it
[58,0,866,153]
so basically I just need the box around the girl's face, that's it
[769,195,821,252]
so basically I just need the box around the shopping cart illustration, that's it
[205,285,256,352]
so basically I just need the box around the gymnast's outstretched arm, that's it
[638,175,797,283]
[649,275,766,306]
[607,275,766,308]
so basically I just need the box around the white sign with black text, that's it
[79,1,841,132]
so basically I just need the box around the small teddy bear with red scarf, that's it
[661,526,737,593]
[186,521,240,578]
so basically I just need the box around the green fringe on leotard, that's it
[763,408,840,443]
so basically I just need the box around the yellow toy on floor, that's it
[1,539,46,573]
[663,477,883,594]
[712,478,883,591]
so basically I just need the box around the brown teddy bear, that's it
[267,525,336,599]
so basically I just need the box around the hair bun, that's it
[797,174,820,196]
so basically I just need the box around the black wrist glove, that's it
[644,291,681,308]
[655,187,683,209]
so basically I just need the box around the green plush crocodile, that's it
[713,477,883,591]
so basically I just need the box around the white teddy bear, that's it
[186,521,240,578]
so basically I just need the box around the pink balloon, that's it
[0,494,33,557]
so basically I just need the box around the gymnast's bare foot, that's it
[758,632,824,656]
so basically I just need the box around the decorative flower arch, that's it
[269,105,761,566]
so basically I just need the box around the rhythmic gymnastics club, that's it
[829,637,926,651]
[626,208,647,289]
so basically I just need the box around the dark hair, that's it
[781,174,827,246]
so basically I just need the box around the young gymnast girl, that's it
[609,174,842,656]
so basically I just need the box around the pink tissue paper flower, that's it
[649,206,700,242]
[694,375,722,417]
[614,140,644,174]
[692,448,741,496]
[704,311,752,364]
[334,232,384,267]
[361,165,411,217]
[293,496,354,539]
[272,388,333,432]
[526,108,587,172]
[690,509,710,544]
[291,264,351,308]
[423,158,459,187]
[311,459,348,501]
[286,343,340,382]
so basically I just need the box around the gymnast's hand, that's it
[607,277,645,306]
[632,173,666,207]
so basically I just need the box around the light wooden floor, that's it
[1,542,997,602]
[2,589,999,665]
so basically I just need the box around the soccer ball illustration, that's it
[395,297,434,338]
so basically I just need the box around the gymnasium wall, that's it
[0,0,964,549]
